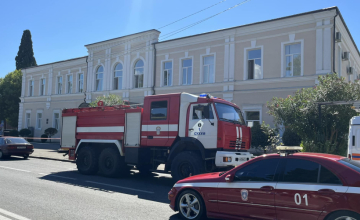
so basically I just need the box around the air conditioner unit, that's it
[343,52,350,61]
[335,32,342,42]
[347,67,353,75]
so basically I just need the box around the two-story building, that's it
[19,7,360,139]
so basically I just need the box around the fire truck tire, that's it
[171,151,205,181]
[76,146,99,175]
[99,148,127,177]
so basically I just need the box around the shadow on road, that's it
[38,169,176,204]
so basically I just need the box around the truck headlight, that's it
[223,157,232,162]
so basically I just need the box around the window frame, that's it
[114,63,123,90]
[134,59,144,89]
[25,110,31,128]
[77,73,84,93]
[66,74,73,94]
[281,40,304,77]
[57,76,63,95]
[95,66,104,91]
[161,60,173,87]
[29,80,34,97]
[150,100,168,121]
[36,110,43,130]
[200,54,216,84]
[179,56,194,85]
[53,110,60,131]
[39,78,46,96]
[243,105,262,127]
[244,47,263,80]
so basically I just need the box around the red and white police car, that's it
[168,152,360,220]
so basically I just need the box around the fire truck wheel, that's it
[76,146,99,175]
[99,147,126,177]
[171,151,205,181]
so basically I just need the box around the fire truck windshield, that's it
[214,102,245,125]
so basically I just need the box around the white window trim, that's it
[95,65,104,92]
[179,56,194,86]
[65,73,73,94]
[56,76,63,95]
[161,59,174,87]
[76,72,85,93]
[28,80,34,97]
[39,78,46,96]
[243,46,264,80]
[25,110,31,128]
[36,110,43,130]
[281,39,304,77]
[112,62,124,90]
[52,110,61,130]
[242,105,262,125]
[338,44,342,78]
[133,59,145,89]
[200,53,216,84]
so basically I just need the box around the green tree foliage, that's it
[268,73,360,156]
[41,134,48,143]
[282,129,301,146]
[15,30,37,70]
[0,70,22,127]
[44,128,58,143]
[251,122,280,150]
[19,128,31,137]
[89,94,124,107]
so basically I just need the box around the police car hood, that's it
[176,172,222,183]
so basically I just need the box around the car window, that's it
[234,159,280,181]
[5,138,29,144]
[319,166,342,185]
[150,101,167,120]
[339,158,360,174]
[0,138,3,145]
[281,159,319,183]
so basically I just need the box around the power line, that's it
[157,0,228,30]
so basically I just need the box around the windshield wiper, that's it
[219,171,227,176]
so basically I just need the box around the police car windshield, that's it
[339,158,360,173]
[214,103,245,125]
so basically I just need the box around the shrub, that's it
[251,123,268,149]
[282,129,301,146]
[7,130,19,137]
[19,128,31,137]
[41,134,48,143]
[44,127,58,143]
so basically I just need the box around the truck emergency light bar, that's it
[276,146,303,156]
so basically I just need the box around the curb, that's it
[29,155,75,163]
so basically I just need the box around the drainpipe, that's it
[333,9,339,74]
[152,43,157,95]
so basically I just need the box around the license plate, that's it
[17,147,26,149]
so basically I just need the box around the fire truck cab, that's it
[61,93,252,180]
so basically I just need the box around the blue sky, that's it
[0,0,358,78]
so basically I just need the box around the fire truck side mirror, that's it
[225,174,234,182]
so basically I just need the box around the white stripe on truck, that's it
[77,126,124,133]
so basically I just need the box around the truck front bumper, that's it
[215,151,254,167]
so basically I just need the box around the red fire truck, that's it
[61,93,252,180]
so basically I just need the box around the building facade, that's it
[19,7,360,139]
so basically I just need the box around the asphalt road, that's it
[0,156,183,220]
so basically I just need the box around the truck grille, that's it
[229,140,245,149]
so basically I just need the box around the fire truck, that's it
[61,93,253,181]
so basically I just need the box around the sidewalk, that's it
[30,142,73,163]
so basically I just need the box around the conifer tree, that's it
[15,30,37,70]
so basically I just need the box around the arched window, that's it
[96,66,103,91]
[134,60,144,88]
[114,63,123,90]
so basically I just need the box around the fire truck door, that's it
[188,103,217,149]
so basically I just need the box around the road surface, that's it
[0,157,182,220]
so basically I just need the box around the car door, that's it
[275,158,345,220]
[217,158,280,219]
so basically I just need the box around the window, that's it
[96,66,103,91]
[203,55,214,83]
[163,61,172,86]
[281,159,319,183]
[235,159,280,181]
[182,59,192,85]
[245,111,260,127]
[319,166,342,185]
[214,103,245,125]
[36,112,42,129]
[134,60,144,88]
[150,101,167,120]
[78,73,84,93]
[40,79,46,96]
[25,113,31,128]
[29,80,34,96]
[57,76,62,94]
[339,158,360,174]
[67,75,73,94]
[114,63,123,90]
[53,112,60,130]
[192,104,214,120]
[247,49,262,79]
[285,43,301,77]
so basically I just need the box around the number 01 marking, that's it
[294,193,308,206]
